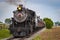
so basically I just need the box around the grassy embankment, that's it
[32,26,60,40]
[40,27,60,40]
[0,29,11,39]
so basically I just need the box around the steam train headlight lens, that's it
[18,7,21,10]
[17,7,22,10]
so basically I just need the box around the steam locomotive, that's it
[9,4,45,38]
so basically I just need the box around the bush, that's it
[43,18,53,29]
[0,29,11,39]
[32,35,40,40]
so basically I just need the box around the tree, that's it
[5,18,11,24]
[55,21,60,26]
[43,18,53,29]
[0,21,3,23]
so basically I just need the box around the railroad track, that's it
[7,37,26,40]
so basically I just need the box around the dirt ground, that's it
[40,26,60,40]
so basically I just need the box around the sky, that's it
[0,0,60,23]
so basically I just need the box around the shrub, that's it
[43,18,53,29]
[0,29,11,39]
[32,35,40,40]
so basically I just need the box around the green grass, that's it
[32,35,40,40]
[0,29,11,39]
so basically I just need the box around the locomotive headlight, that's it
[18,7,21,10]
[17,6,22,11]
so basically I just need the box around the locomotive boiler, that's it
[9,4,45,38]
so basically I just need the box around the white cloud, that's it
[0,2,60,22]
[0,2,17,22]
[25,2,60,22]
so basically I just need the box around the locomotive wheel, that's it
[13,32,19,38]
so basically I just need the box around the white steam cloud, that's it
[5,0,25,6]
